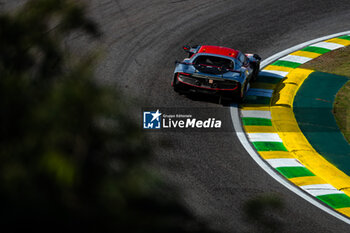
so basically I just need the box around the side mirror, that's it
[253,54,261,60]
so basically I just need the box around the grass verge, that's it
[300,46,350,143]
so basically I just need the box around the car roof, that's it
[197,45,239,58]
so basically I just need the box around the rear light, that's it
[177,72,191,82]
[229,81,239,89]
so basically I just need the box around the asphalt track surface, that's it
[2,0,350,232]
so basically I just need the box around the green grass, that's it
[300,46,350,143]
[301,46,350,76]
[333,81,350,143]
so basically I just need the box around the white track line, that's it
[301,184,344,196]
[241,110,272,119]
[266,158,304,168]
[230,30,350,225]
[279,55,313,64]
[247,133,282,142]
[260,31,350,68]
[259,70,289,78]
[310,41,344,50]
[230,104,350,224]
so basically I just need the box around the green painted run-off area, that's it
[294,71,350,176]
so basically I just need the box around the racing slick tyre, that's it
[234,85,245,103]
[235,82,249,103]
[173,74,180,92]
[252,62,260,81]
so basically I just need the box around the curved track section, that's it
[78,1,350,232]
[231,32,350,224]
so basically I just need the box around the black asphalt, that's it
[3,0,350,232]
[67,0,350,232]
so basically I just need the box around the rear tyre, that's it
[236,82,248,103]
[232,89,243,103]
[236,91,244,103]
[173,74,180,92]
[252,62,260,81]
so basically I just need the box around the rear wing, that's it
[245,53,262,62]
[183,45,200,57]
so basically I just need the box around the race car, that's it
[172,45,261,101]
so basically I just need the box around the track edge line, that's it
[230,30,350,225]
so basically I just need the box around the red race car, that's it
[172,45,261,101]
